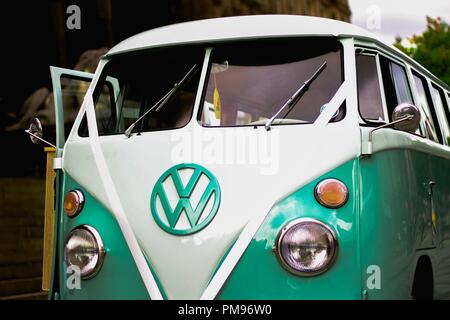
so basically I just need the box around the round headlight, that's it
[314,179,348,208]
[64,225,105,279]
[64,190,85,217]
[275,218,338,276]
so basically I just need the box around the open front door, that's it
[50,67,95,150]
[50,66,120,151]
[46,67,120,296]
[41,67,95,295]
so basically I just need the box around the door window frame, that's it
[355,45,426,137]
[50,66,121,150]
[50,67,94,150]
[355,49,390,124]
[409,68,445,144]
[430,82,450,145]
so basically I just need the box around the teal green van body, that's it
[358,148,450,299]
[44,15,450,300]
[50,149,450,300]
[218,159,361,299]
[56,175,150,300]
[54,159,362,300]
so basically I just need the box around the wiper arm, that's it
[124,64,197,138]
[265,61,327,131]
[154,64,198,113]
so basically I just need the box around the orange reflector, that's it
[315,179,348,208]
[64,190,84,217]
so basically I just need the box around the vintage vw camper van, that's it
[27,15,450,300]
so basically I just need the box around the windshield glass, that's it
[199,38,344,127]
[78,46,204,137]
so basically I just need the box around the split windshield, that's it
[200,38,344,127]
[79,46,204,137]
[79,38,344,137]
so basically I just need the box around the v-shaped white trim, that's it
[199,211,271,299]
[80,62,163,300]
[199,79,350,300]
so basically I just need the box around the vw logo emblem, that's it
[150,164,221,235]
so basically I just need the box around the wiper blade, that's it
[124,64,197,138]
[265,61,327,131]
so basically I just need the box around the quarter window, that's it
[412,72,441,143]
[430,84,450,144]
[431,84,450,129]
[391,63,413,105]
[448,92,450,121]
[379,56,414,119]
[356,54,384,122]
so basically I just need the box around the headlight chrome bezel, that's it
[64,225,106,280]
[274,218,338,277]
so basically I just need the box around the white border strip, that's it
[202,41,353,300]
[314,81,348,127]
[200,210,270,300]
[81,67,163,300]
[200,81,348,300]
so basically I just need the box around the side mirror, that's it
[26,117,43,145]
[391,103,421,132]
[366,103,421,156]
[25,117,56,148]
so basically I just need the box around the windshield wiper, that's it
[124,64,197,138]
[264,61,327,131]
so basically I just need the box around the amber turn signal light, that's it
[315,179,348,208]
[64,190,85,217]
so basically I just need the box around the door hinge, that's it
[53,157,62,170]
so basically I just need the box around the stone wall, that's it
[175,0,351,22]
[0,178,46,299]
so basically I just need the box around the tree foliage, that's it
[395,17,450,86]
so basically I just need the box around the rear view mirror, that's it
[391,103,421,132]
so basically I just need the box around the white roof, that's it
[107,15,376,56]
[105,15,449,90]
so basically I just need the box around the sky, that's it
[348,0,450,45]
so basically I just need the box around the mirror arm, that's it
[24,130,57,149]
[367,114,413,154]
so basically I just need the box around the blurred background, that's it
[0,0,447,300]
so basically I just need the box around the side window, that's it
[379,56,414,119]
[431,84,450,127]
[391,63,414,105]
[448,92,450,122]
[412,71,442,143]
[431,84,450,144]
[356,54,385,122]
[94,83,116,135]
[447,92,450,143]
[60,76,91,138]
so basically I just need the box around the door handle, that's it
[428,181,436,197]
